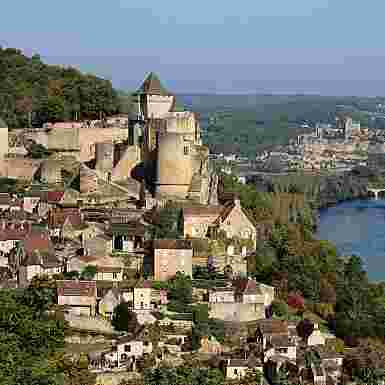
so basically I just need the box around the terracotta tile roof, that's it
[256,319,289,335]
[269,335,296,347]
[96,266,122,273]
[22,231,57,266]
[153,239,192,250]
[47,191,65,203]
[0,193,11,206]
[0,221,31,241]
[49,208,82,228]
[57,280,97,297]
[78,255,99,264]
[110,222,145,236]
[183,206,223,219]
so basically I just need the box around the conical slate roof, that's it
[135,72,172,96]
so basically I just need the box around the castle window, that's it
[184,146,189,155]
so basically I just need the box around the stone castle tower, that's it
[127,73,212,203]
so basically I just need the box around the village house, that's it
[255,319,289,350]
[183,196,256,245]
[103,335,144,369]
[110,221,145,253]
[133,280,152,310]
[99,288,121,320]
[225,356,263,380]
[0,220,31,254]
[67,255,125,281]
[208,279,275,322]
[264,335,297,362]
[198,335,224,354]
[152,239,193,281]
[307,323,326,346]
[83,233,113,257]
[18,230,62,286]
[57,280,97,316]
[0,193,11,211]
[48,207,84,240]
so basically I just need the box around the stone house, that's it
[23,196,41,214]
[208,279,275,323]
[18,231,62,286]
[153,239,193,281]
[225,356,263,380]
[104,335,144,369]
[83,234,113,257]
[307,323,326,346]
[110,222,145,252]
[57,280,97,316]
[264,335,297,362]
[0,221,31,254]
[209,286,235,303]
[133,280,152,310]
[48,207,83,240]
[198,336,224,354]
[255,319,289,349]
[67,255,125,281]
[99,288,121,320]
[0,193,11,211]
[183,197,256,245]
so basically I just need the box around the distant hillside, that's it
[0,47,121,128]
[180,94,380,157]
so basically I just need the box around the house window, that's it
[184,145,189,155]
[278,348,288,354]
[140,302,144,309]
[124,345,131,352]
[113,272,118,279]
[111,346,117,352]
[234,369,238,375]
[121,353,127,361]
[144,341,149,346]
[227,221,230,225]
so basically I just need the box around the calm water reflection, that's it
[317,199,385,281]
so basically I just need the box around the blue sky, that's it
[3,0,385,95]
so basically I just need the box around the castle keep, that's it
[17,73,215,206]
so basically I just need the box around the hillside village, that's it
[0,74,376,385]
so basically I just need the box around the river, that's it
[317,199,385,281]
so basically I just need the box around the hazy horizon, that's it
[3,1,385,97]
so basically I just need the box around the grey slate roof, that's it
[134,72,172,96]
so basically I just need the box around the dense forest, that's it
[0,47,122,128]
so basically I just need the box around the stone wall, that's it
[95,371,139,385]
[209,303,265,322]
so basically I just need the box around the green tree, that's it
[271,299,289,318]
[80,265,97,280]
[147,207,183,240]
[111,303,139,333]
[0,289,65,385]
[167,272,192,313]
